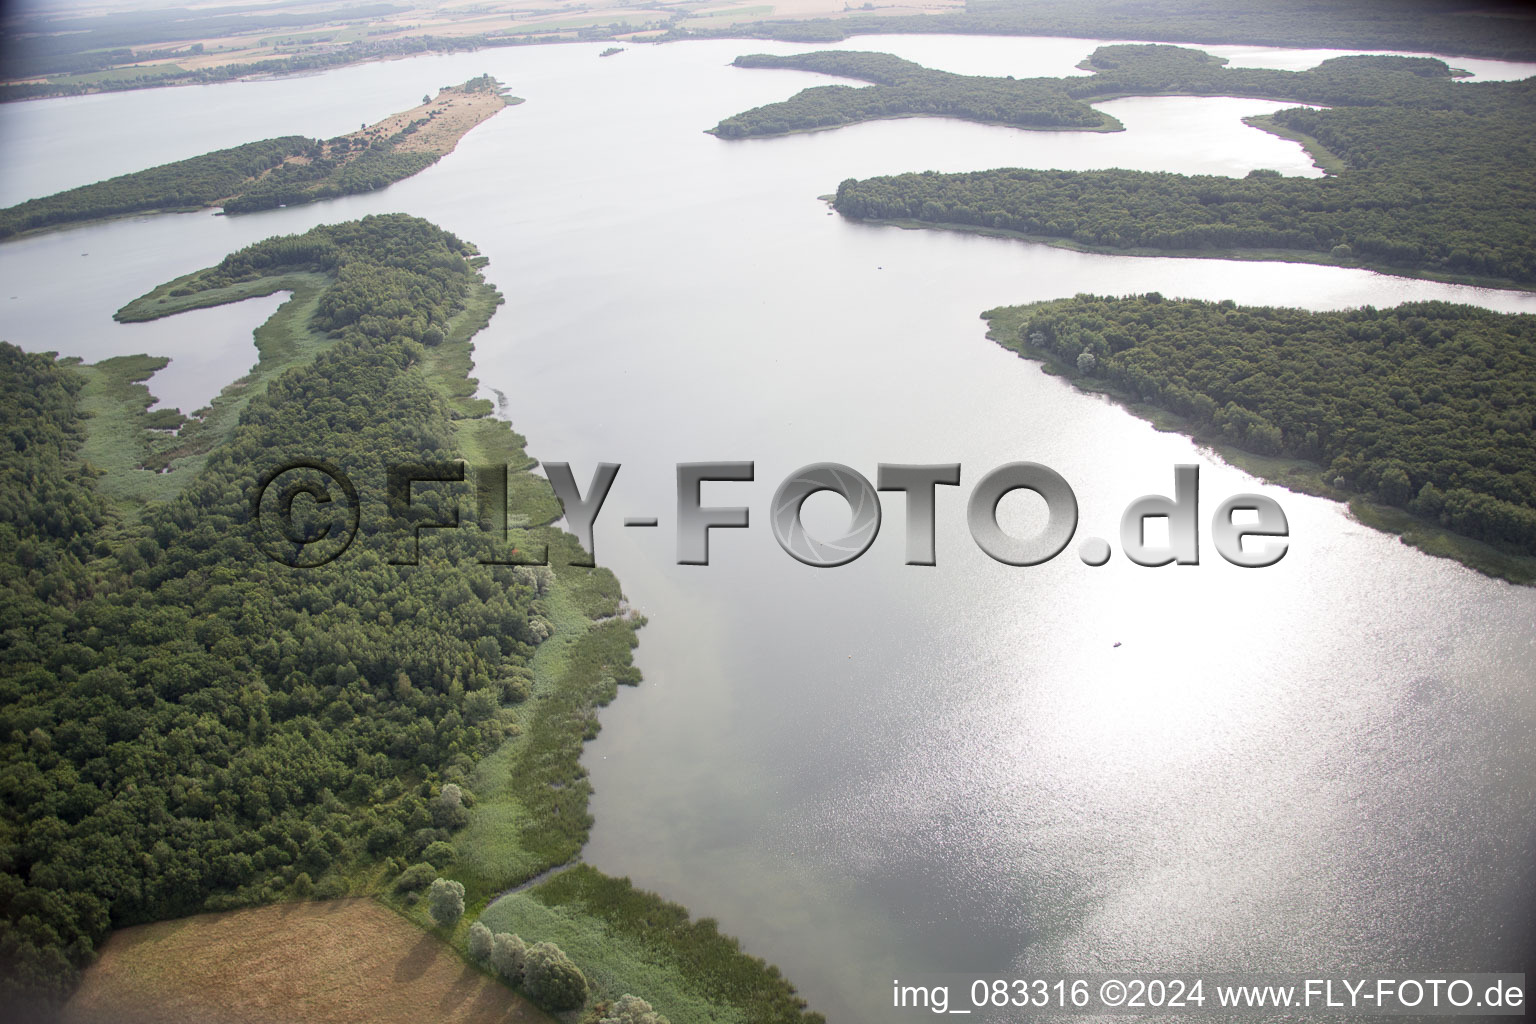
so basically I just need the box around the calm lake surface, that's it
[2,34,1534,1023]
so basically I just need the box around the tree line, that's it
[461,913,592,1013]
[719,42,1524,136]
[0,79,505,238]
[990,293,1536,554]
[819,46,1536,286]
[0,138,311,238]
[712,51,1112,137]
[1,215,825,1024]
[0,215,635,1008]
[713,44,1520,138]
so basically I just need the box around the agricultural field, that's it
[60,899,549,1024]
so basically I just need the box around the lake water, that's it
[2,34,1533,1023]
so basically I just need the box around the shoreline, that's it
[837,208,1536,294]
[709,108,1123,138]
[1241,111,1348,174]
[70,239,825,1023]
[0,80,519,241]
[11,16,1536,105]
[981,305,1536,585]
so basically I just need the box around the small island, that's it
[0,75,519,239]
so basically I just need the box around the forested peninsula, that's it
[721,45,1536,578]
[986,295,1536,581]
[712,45,1491,138]
[0,214,823,1023]
[712,50,1119,136]
[781,45,1536,288]
[0,75,514,240]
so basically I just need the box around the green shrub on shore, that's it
[428,879,466,928]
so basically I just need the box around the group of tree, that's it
[0,138,311,238]
[595,994,674,1024]
[812,45,1536,285]
[11,0,1536,103]
[0,215,632,1009]
[0,78,507,238]
[218,146,438,215]
[0,213,832,1021]
[714,44,1519,138]
[712,51,1111,137]
[463,919,593,1013]
[992,293,1536,553]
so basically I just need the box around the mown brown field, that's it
[368,87,510,156]
[61,899,550,1024]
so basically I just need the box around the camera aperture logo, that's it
[252,459,1289,570]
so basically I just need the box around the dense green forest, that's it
[216,139,436,215]
[0,77,508,237]
[712,51,1113,136]
[666,0,1536,59]
[0,215,551,1002]
[987,294,1536,560]
[810,45,1536,286]
[715,45,1507,137]
[0,215,822,1021]
[0,138,313,238]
